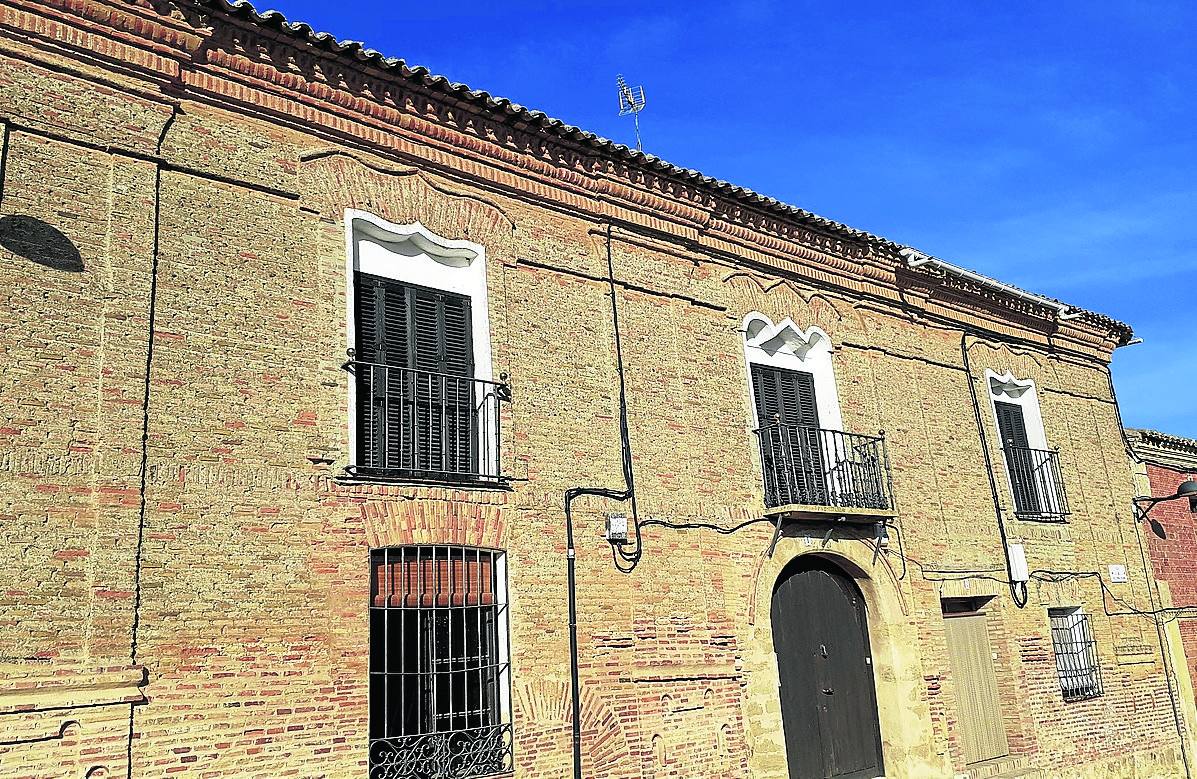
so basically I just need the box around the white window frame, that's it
[986,370,1057,515]
[742,313,854,505]
[740,313,843,432]
[344,210,494,470]
[1047,606,1102,701]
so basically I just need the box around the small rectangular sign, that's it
[1108,564,1128,584]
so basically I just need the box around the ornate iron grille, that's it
[369,546,512,778]
[754,424,894,512]
[348,361,510,484]
[1048,608,1103,701]
[1003,445,1069,520]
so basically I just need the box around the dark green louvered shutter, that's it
[994,402,1030,448]
[751,365,826,505]
[355,274,410,469]
[995,401,1039,513]
[751,365,782,428]
[408,287,474,474]
[355,274,474,474]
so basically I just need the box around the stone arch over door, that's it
[741,534,947,778]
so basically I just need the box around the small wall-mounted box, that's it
[1007,544,1029,583]
[605,514,629,545]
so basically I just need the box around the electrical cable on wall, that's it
[557,235,1189,777]
[1103,365,1194,779]
[960,333,1030,608]
[560,221,641,779]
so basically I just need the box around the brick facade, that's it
[0,1,1191,777]
[1128,430,1197,728]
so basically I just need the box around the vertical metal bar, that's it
[882,436,895,511]
[383,547,389,740]
[399,548,406,740]
[481,380,490,478]
[439,375,447,474]
[378,366,387,469]
[465,547,474,731]
[475,381,483,478]
[838,431,847,505]
[824,429,832,504]
[471,548,481,732]
[435,545,445,732]
[821,429,832,504]
[501,550,511,767]
[372,364,382,469]
[776,425,790,504]
[399,368,409,471]
[838,431,849,506]
[414,372,423,472]
[418,546,426,734]
[473,381,482,478]
[453,377,461,474]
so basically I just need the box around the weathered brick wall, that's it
[0,1,1187,778]
[1140,462,1197,701]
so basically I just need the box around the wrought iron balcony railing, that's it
[346,360,510,484]
[755,423,894,512]
[1003,444,1069,520]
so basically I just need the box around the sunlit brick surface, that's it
[0,1,1189,777]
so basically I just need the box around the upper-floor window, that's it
[742,314,893,513]
[345,212,507,484]
[369,545,513,776]
[987,371,1069,520]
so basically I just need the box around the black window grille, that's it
[369,546,512,778]
[1048,608,1103,701]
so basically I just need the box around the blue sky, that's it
[267,0,1196,435]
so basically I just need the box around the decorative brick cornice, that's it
[0,0,1132,356]
[1127,429,1197,472]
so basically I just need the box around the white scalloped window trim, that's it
[741,313,844,432]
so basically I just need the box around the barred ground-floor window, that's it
[369,546,512,778]
[1048,606,1103,701]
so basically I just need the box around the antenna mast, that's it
[616,74,647,152]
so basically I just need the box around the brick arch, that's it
[297,149,516,258]
[722,272,865,343]
[510,677,638,778]
[359,496,508,550]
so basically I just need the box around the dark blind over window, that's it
[994,401,1030,449]
[354,274,477,475]
[751,364,820,429]
[751,365,827,506]
[995,401,1043,514]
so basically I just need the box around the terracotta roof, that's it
[1128,429,1197,454]
[200,0,1133,344]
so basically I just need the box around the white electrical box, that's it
[605,514,629,545]
[1109,564,1128,583]
[1007,544,1029,583]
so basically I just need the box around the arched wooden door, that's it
[771,559,884,779]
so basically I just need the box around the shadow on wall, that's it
[0,215,83,272]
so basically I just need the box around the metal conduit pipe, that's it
[899,247,1083,321]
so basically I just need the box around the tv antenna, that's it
[616,74,647,152]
